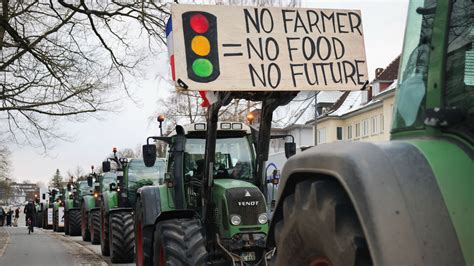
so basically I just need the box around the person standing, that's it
[0,207,4,226]
[14,207,20,227]
[6,207,12,226]
[24,201,36,232]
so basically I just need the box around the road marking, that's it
[0,228,10,257]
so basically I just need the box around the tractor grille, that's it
[225,187,266,225]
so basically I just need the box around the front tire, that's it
[69,209,81,236]
[81,205,90,241]
[273,179,372,266]
[153,218,207,266]
[100,203,110,256]
[109,211,135,263]
[90,209,101,245]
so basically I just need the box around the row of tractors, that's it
[34,149,166,264]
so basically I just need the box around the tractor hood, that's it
[212,179,269,238]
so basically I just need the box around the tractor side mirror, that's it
[142,144,157,167]
[87,175,93,187]
[285,142,296,159]
[109,183,117,191]
[42,193,46,200]
[102,161,111,172]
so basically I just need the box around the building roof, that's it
[374,56,400,81]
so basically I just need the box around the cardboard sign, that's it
[47,208,53,225]
[58,207,65,227]
[169,4,368,91]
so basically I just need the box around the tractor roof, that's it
[169,121,251,136]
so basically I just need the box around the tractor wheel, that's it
[90,209,101,245]
[134,199,152,266]
[53,210,58,232]
[153,218,207,266]
[69,209,81,236]
[272,179,372,266]
[81,205,90,241]
[109,211,135,263]
[100,203,110,256]
[64,211,70,235]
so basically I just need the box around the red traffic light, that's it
[112,147,117,153]
[190,14,209,33]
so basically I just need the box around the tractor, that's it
[41,189,57,230]
[64,180,92,237]
[51,189,65,232]
[267,1,474,265]
[99,149,165,263]
[138,117,296,265]
[83,168,117,245]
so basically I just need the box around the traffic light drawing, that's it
[182,11,220,82]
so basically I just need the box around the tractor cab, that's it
[143,121,274,264]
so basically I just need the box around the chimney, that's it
[375,68,384,78]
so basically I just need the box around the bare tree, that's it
[0,1,169,148]
[0,145,10,180]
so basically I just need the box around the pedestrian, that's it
[24,201,36,232]
[6,207,12,226]
[0,206,4,226]
[14,207,20,227]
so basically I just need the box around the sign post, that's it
[169,4,368,91]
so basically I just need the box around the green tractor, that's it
[137,120,294,265]
[52,189,65,232]
[99,149,165,263]
[86,170,117,245]
[267,1,474,265]
[41,190,56,230]
[64,180,91,237]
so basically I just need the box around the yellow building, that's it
[314,56,400,144]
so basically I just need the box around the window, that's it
[371,116,379,134]
[317,128,326,144]
[380,114,384,133]
[362,119,369,137]
[336,127,343,140]
[355,123,360,138]
[347,125,353,140]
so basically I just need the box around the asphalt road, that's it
[0,226,107,266]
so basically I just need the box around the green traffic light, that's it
[192,58,213,78]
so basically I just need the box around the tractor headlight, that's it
[230,215,241,226]
[258,213,268,224]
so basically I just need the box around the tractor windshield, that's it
[394,0,474,142]
[128,159,165,192]
[185,136,255,180]
[393,0,437,131]
[77,181,91,196]
[101,173,116,192]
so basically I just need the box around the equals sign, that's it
[222,43,243,57]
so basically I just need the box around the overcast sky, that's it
[9,0,409,185]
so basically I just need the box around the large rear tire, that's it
[134,198,153,266]
[272,179,372,266]
[69,209,81,236]
[81,205,90,241]
[64,211,70,235]
[152,218,207,266]
[53,210,58,232]
[100,203,110,256]
[109,211,135,263]
[90,209,101,245]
